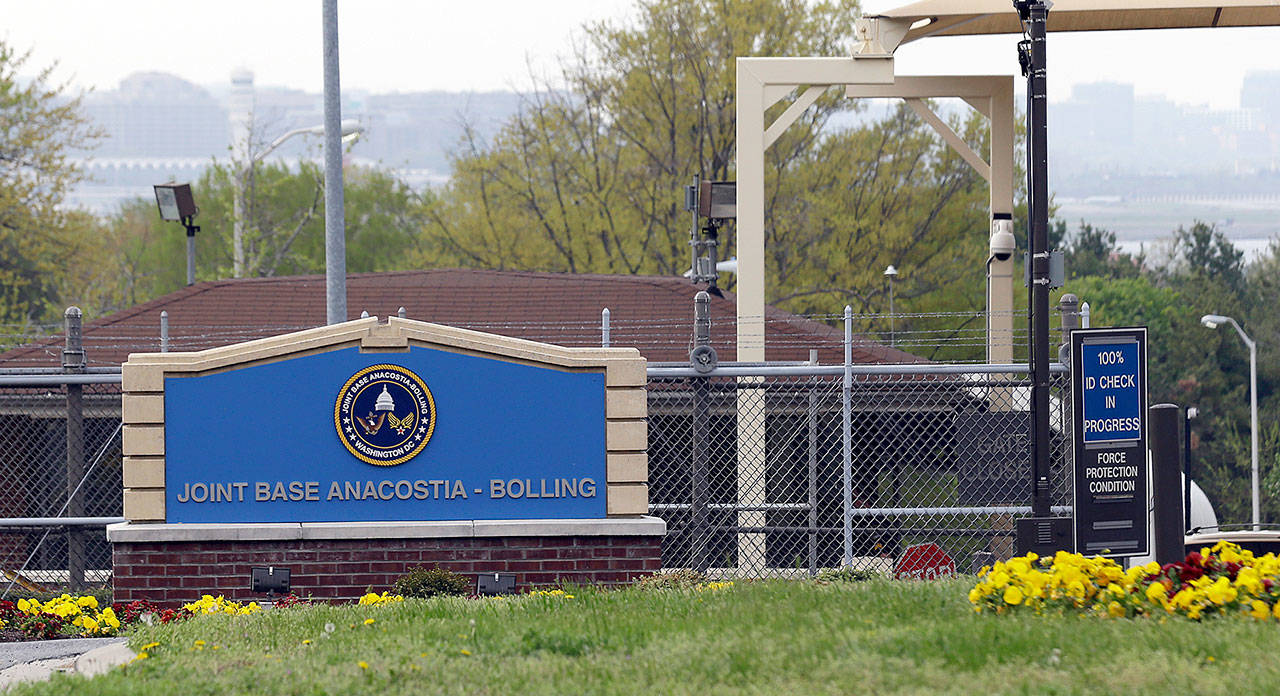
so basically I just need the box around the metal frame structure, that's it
[734,55,1017,569]
[736,1,1280,551]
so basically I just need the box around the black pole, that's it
[1017,0,1052,518]
[1151,404,1185,565]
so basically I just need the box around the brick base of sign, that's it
[112,534,662,607]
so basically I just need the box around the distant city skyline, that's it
[5,1,1280,110]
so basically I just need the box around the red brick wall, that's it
[113,535,661,607]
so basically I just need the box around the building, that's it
[2,269,917,368]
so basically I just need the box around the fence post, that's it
[1150,404,1184,565]
[63,307,87,590]
[807,349,819,576]
[160,310,169,352]
[601,308,611,348]
[1057,293,1079,364]
[398,306,406,319]
[842,305,853,567]
[690,293,710,572]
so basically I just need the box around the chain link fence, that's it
[0,303,1078,590]
[0,378,122,593]
[647,364,1072,578]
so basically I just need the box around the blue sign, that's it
[164,346,607,523]
[1071,327,1149,557]
[1078,340,1142,443]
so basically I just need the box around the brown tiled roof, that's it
[1,270,921,367]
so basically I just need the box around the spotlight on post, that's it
[153,183,200,286]
[684,179,736,297]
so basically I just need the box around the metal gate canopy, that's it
[868,0,1280,45]
[860,0,1280,528]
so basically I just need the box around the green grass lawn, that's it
[15,579,1280,696]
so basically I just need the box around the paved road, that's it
[0,637,125,670]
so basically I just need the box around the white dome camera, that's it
[989,215,1015,261]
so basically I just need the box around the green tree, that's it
[422,0,993,361]
[427,0,861,278]
[1166,221,1246,292]
[1060,220,1141,280]
[83,162,432,314]
[0,40,100,324]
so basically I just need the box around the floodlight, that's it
[698,181,736,220]
[153,183,197,222]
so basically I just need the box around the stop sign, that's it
[894,543,957,580]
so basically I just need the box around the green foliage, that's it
[74,160,433,315]
[1055,219,1277,524]
[814,566,880,583]
[632,568,707,590]
[392,565,471,598]
[1060,220,1142,280]
[421,0,989,357]
[425,0,860,276]
[1169,221,1246,292]
[0,39,101,324]
[183,160,433,281]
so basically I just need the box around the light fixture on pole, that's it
[884,264,898,347]
[1201,313,1260,530]
[153,183,200,286]
[232,118,362,279]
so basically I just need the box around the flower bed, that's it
[0,595,123,639]
[970,540,1280,620]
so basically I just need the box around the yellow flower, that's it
[135,652,149,661]
[76,596,98,609]
[1107,601,1125,618]
[193,640,206,649]
[358,661,369,670]
[141,642,160,651]
[1249,600,1270,620]
[364,618,376,625]
[1144,582,1168,605]
[460,649,472,656]
[1003,586,1024,605]
[302,639,312,645]
[1206,577,1238,605]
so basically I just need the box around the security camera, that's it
[989,215,1015,261]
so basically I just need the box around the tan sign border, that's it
[121,316,647,522]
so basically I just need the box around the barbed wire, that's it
[0,307,1075,367]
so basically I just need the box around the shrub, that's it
[815,567,880,583]
[393,566,471,598]
[274,593,312,609]
[633,569,707,591]
[19,612,67,640]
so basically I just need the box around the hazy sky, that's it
[3,1,1279,108]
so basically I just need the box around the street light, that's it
[1201,313,1260,530]
[232,118,362,278]
[152,183,200,286]
[884,264,898,347]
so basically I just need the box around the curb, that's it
[73,641,134,677]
